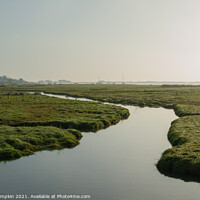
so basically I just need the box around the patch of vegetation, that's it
[9,84,200,107]
[0,91,129,131]
[173,104,200,117]
[157,116,200,176]
[0,88,129,161]
[0,125,82,160]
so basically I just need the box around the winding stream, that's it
[0,93,200,200]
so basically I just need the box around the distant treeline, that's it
[0,75,29,85]
[0,75,72,85]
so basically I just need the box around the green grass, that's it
[0,91,129,131]
[0,88,129,161]
[10,84,200,107]
[173,104,200,117]
[157,115,200,176]
[0,125,82,160]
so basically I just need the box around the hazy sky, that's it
[1,0,200,82]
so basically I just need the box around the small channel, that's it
[0,93,200,200]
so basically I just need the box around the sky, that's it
[1,0,200,82]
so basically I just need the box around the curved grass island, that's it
[157,106,200,177]
[0,90,129,161]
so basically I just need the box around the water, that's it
[0,95,200,200]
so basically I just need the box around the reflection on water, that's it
[0,97,200,200]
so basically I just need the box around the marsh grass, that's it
[173,104,200,117]
[11,84,200,107]
[0,88,129,161]
[156,115,200,176]
[0,125,82,160]
[0,91,129,131]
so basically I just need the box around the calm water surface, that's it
[0,95,200,200]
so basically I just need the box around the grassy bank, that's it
[0,91,129,131]
[0,88,129,161]
[173,104,200,117]
[0,125,82,160]
[157,115,200,176]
